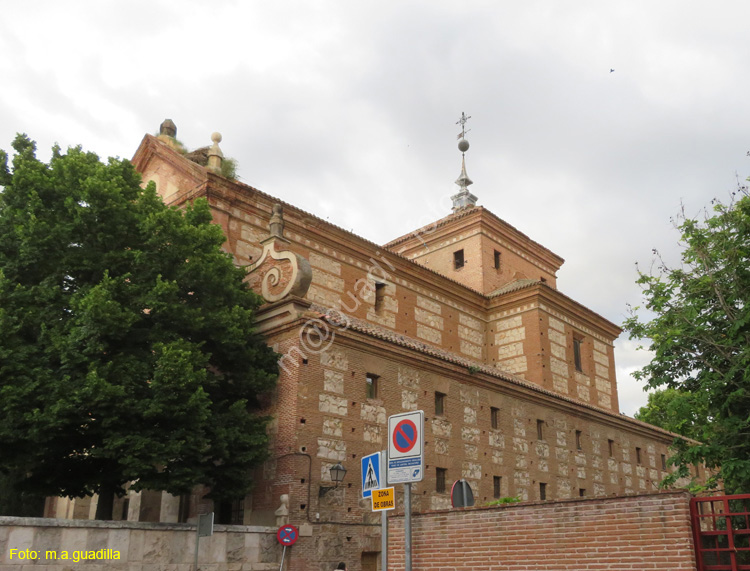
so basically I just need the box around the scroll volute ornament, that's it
[247,204,312,303]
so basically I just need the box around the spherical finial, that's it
[458,138,470,153]
[211,132,222,144]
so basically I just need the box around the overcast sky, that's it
[2,1,748,416]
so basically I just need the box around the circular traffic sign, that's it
[276,524,299,546]
[392,418,418,453]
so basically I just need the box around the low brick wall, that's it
[0,516,280,570]
[389,490,697,571]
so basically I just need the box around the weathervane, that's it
[451,112,478,211]
[456,112,472,144]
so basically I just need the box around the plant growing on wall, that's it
[485,495,521,506]
[0,135,278,518]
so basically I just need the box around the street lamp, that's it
[319,463,347,497]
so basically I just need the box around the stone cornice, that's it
[286,307,680,445]
[489,281,622,340]
[131,135,208,192]
[385,206,565,275]
[131,135,499,316]
[130,135,619,336]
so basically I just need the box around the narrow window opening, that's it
[366,373,379,399]
[539,482,547,501]
[575,430,582,450]
[661,454,667,471]
[573,337,583,372]
[122,498,131,521]
[608,439,615,458]
[636,447,642,465]
[536,419,544,440]
[579,489,586,497]
[491,407,500,429]
[436,468,447,493]
[435,392,446,416]
[453,249,465,270]
[374,282,386,313]
[493,476,502,499]
[493,250,501,270]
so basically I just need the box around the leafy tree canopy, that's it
[624,191,750,494]
[633,388,708,443]
[0,135,277,518]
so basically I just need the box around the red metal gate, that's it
[692,494,750,570]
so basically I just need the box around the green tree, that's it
[634,388,708,442]
[624,191,750,494]
[0,135,278,519]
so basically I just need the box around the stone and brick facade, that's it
[45,125,702,570]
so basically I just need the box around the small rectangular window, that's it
[453,249,465,269]
[579,488,586,497]
[435,392,446,416]
[494,250,501,270]
[218,499,244,525]
[231,499,244,525]
[575,430,582,450]
[491,407,500,429]
[661,454,667,471]
[539,482,547,501]
[493,476,502,499]
[374,282,386,313]
[573,337,583,372]
[636,447,642,465]
[537,419,544,440]
[436,468,447,493]
[366,373,379,399]
[608,439,615,458]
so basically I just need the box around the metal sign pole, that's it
[194,512,214,571]
[194,528,199,571]
[381,509,388,571]
[381,449,388,571]
[405,482,412,571]
[279,545,287,571]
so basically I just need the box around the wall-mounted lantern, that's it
[319,463,347,497]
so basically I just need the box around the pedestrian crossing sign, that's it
[361,451,384,499]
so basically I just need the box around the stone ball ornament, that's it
[458,138,470,153]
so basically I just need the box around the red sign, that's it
[276,525,299,546]
[392,418,418,453]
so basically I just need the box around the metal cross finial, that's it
[456,112,471,140]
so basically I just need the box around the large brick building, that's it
[47,121,695,569]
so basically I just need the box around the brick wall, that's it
[388,490,696,571]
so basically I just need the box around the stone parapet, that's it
[0,517,278,570]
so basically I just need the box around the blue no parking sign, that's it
[277,525,299,546]
[387,410,424,484]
